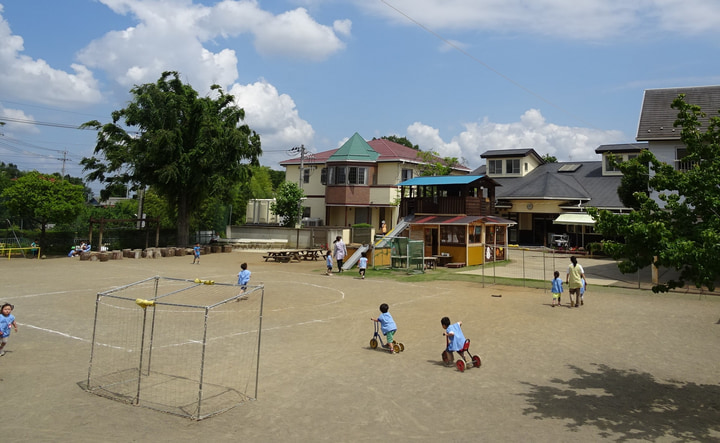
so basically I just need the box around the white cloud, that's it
[227,80,314,167]
[333,19,352,37]
[0,106,40,134]
[77,0,350,91]
[407,109,626,168]
[0,6,101,107]
[361,0,720,41]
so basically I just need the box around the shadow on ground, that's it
[520,363,720,441]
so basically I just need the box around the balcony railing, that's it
[675,159,698,172]
[400,196,494,216]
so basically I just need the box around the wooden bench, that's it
[446,262,466,268]
[263,255,293,263]
[263,250,300,262]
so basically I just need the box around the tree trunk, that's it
[177,193,191,246]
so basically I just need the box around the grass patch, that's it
[319,264,549,289]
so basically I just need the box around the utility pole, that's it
[291,144,306,228]
[60,150,68,180]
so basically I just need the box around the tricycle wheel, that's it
[392,343,401,353]
[370,338,378,349]
[398,343,405,352]
[456,360,465,372]
[472,355,482,368]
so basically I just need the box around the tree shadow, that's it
[520,363,720,441]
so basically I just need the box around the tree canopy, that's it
[271,181,304,227]
[416,150,459,176]
[541,153,558,163]
[1,171,86,244]
[588,95,720,292]
[81,71,261,246]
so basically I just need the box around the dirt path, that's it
[1,251,718,442]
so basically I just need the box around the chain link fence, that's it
[467,246,687,293]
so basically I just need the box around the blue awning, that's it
[397,175,489,186]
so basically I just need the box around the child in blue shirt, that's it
[237,262,251,301]
[551,270,563,307]
[371,303,397,353]
[358,252,368,279]
[0,303,18,357]
[325,251,333,275]
[442,316,468,362]
[579,277,586,306]
[192,243,201,264]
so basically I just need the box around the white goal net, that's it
[82,276,264,420]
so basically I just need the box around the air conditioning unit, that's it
[302,218,322,227]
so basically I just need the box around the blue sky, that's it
[2,0,720,187]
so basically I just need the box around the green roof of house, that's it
[327,132,379,162]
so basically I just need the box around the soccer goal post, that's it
[82,276,264,420]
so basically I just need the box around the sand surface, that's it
[1,251,718,442]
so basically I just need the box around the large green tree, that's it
[1,171,86,244]
[271,181,304,227]
[81,71,261,246]
[416,150,459,176]
[588,95,720,292]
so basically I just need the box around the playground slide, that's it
[374,218,410,248]
[342,244,369,270]
[342,218,410,270]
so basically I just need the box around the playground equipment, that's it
[442,338,481,372]
[82,276,264,420]
[369,321,405,353]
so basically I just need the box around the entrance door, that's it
[424,227,438,256]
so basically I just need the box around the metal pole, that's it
[135,306,149,405]
[196,307,210,419]
[543,248,547,294]
[482,243,485,288]
[86,293,102,389]
[254,286,265,399]
[522,248,526,287]
[297,145,305,229]
[493,227,497,283]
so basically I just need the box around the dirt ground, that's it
[1,250,719,442]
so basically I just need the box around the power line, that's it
[0,98,107,119]
[0,115,93,130]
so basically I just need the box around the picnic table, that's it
[263,250,301,263]
[434,255,453,267]
[423,256,438,270]
[297,248,325,261]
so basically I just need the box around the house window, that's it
[328,166,366,185]
[524,162,528,172]
[347,167,366,184]
[320,168,327,185]
[401,168,413,182]
[469,225,482,243]
[605,154,620,172]
[506,159,520,174]
[303,168,310,184]
[675,148,695,171]
[302,207,311,218]
[488,159,503,174]
[336,167,347,184]
[440,225,466,246]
